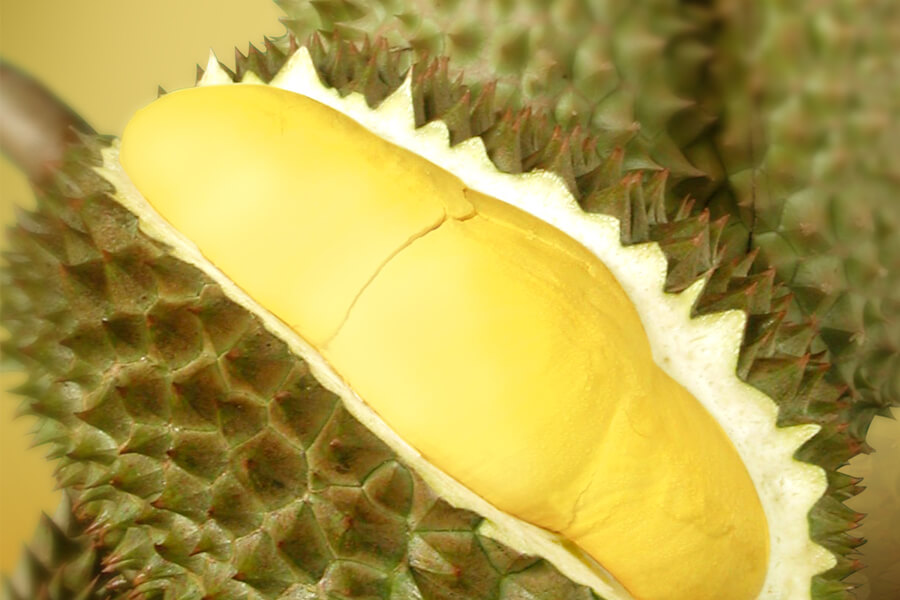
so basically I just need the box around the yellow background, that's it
[0,1,897,597]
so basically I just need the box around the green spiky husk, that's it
[275,0,714,181]
[687,0,900,414]
[2,494,110,600]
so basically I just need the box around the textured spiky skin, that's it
[2,494,108,600]
[694,0,900,415]
[275,0,719,181]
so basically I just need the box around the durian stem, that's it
[0,60,94,184]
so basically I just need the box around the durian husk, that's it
[277,0,715,180]
[2,493,109,600]
[675,0,900,417]
[0,32,870,599]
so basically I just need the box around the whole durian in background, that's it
[1,1,898,599]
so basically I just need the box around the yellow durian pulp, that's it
[119,84,769,600]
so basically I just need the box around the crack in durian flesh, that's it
[119,84,768,600]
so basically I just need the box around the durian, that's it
[3,493,109,600]
[1,1,897,599]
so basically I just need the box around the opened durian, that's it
[2,1,897,599]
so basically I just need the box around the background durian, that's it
[0,0,897,598]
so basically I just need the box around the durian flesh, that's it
[101,49,834,600]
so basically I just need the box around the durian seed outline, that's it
[97,47,836,599]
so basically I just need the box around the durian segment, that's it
[100,49,835,600]
[121,83,769,600]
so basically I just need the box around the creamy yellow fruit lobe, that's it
[120,84,769,600]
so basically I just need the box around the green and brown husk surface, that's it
[2,0,898,598]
